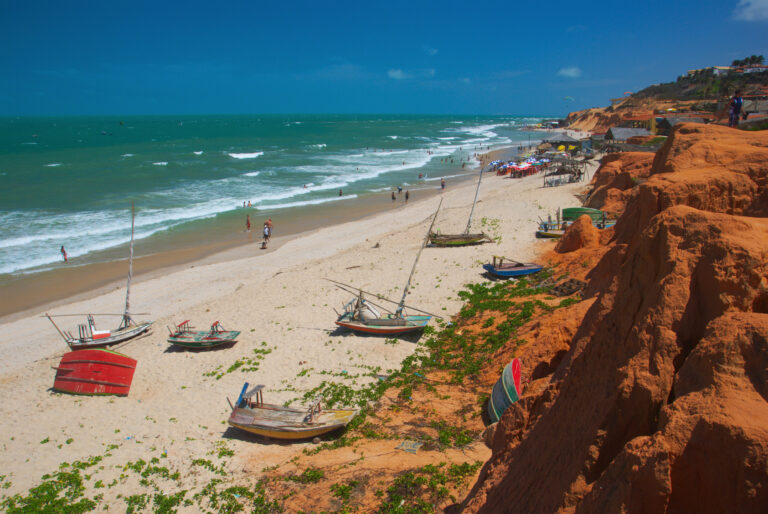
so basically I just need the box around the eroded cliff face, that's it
[461,123,768,513]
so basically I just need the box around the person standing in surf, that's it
[60,245,68,262]
[246,215,251,232]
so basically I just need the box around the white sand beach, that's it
[0,164,594,507]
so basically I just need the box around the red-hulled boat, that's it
[53,349,137,396]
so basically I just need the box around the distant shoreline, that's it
[0,153,498,322]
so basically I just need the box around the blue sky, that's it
[1,0,767,116]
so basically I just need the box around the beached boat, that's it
[488,358,522,423]
[334,291,433,334]
[429,169,491,247]
[227,383,357,440]
[53,348,137,396]
[483,256,543,278]
[562,206,604,222]
[332,200,443,335]
[535,227,565,238]
[561,207,616,229]
[45,204,153,349]
[167,320,240,349]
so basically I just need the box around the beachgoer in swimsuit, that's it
[405,190,409,202]
[246,215,251,232]
[61,245,67,262]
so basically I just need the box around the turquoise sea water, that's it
[0,115,543,275]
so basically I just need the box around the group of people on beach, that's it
[246,215,273,248]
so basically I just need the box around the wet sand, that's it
[0,170,478,321]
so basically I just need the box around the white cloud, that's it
[733,0,768,20]
[423,68,436,78]
[388,69,408,80]
[557,66,582,78]
[423,45,438,56]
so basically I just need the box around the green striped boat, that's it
[488,358,522,423]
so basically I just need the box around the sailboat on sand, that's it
[429,169,491,247]
[332,200,444,335]
[45,204,153,350]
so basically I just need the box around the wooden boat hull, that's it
[535,230,564,239]
[228,405,357,440]
[483,263,542,278]
[53,349,137,396]
[67,321,153,350]
[562,207,604,222]
[429,232,490,247]
[488,358,522,423]
[168,330,240,349]
[335,315,431,335]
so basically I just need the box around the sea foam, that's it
[228,151,264,159]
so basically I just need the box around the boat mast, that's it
[464,168,484,234]
[396,199,442,317]
[122,203,135,329]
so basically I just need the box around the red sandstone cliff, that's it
[461,124,768,512]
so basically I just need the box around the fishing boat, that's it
[483,256,543,278]
[332,201,443,335]
[561,207,616,229]
[53,348,137,396]
[561,206,605,222]
[45,204,153,349]
[167,320,240,349]
[488,358,522,423]
[429,169,491,247]
[535,224,565,238]
[227,383,357,440]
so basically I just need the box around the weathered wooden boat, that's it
[45,204,153,349]
[227,383,357,440]
[561,207,616,229]
[335,293,432,334]
[483,256,543,278]
[53,349,137,396]
[430,232,492,247]
[488,358,522,423]
[535,221,566,238]
[561,206,604,222]
[167,320,240,349]
[332,200,443,336]
[429,170,491,247]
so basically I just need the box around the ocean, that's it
[0,114,543,277]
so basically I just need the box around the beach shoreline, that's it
[0,147,597,507]
[0,163,486,322]
[0,137,543,323]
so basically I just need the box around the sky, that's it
[1,0,767,117]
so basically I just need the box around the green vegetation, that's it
[204,343,274,379]
[377,461,483,512]
[731,55,765,67]
[632,63,768,104]
[286,467,325,484]
[0,457,104,513]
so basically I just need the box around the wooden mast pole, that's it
[396,198,442,317]
[122,202,135,328]
[464,168,483,234]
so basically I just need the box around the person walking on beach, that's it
[60,245,67,262]
[391,191,396,201]
[405,190,410,203]
[441,177,446,190]
[729,90,743,128]
[246,215,251,232]
[265,217,273,237]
